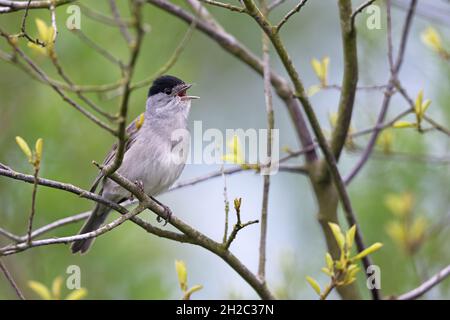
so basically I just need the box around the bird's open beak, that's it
[174,83,200,100]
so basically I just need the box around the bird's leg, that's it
[133,180,172,225]
[131,180,145,201]
[151,196,172,226]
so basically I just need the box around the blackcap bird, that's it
[71,75,199,254]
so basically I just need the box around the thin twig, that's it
[397,264,450,300]
[26,167,39,244]
[0,0,74,13]
[71,28,125,69]
[423,116,450,137]
[224,199,259,250]
[275,0,308,32]
[198,0,246,12]
[351,0,377,30]
[221,165,230,244]
[268,0,285,12]
[258,0,273,282]
[108,0,133,45]
[78,2,137,28]
[0,259,25,299]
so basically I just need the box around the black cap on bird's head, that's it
[148,75,184,97]
[148,75,200,101]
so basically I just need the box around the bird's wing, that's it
[89,113,145,193]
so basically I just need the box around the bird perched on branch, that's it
[71,75,199,254]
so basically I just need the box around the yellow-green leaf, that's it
[311,58,323,79]
[392,121,417,129]
[175,260,188,291]
[306,276,321,295]
[15,136,33,162]
[307,84,321,97]
[321,267,333,277]
[222,135,244,164]
[328,112,338,128]
[65,288,88,300]
[421,27,443,52]
[411,216,428,241]
[28,280,52,300]
[328,222,345,251]
[183,284,203,300]
[346,225,356,251]
[421,99,432,117]
[386,220,406,249]
[321,57,330,85]
[377,130,394,154]
[325,252,333,270]
[27,41,47,56]
[234,198,242,211]
[415,90,423,112]
[384,193,413,217]
[35,138,43,164]
[51,276,63,300]
[35,18,54,45]
[352,242,383,261]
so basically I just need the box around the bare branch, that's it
[108,0,133,45]
[397,264,450,300]
[258,0,273,282]
[330,0,359,161]
[198,0,246,12]
[26,167,39,244]
[351,0,377,30]
[0,0,74,14]
[275,0,308,32]
[77,2,138,28]
[0,259,25,299]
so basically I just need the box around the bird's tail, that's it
[71,203,110,254]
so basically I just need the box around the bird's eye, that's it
[164,88,172,95]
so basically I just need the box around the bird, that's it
[71,75,199,254]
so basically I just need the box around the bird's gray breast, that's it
[113,119,189,197]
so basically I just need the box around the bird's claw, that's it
[156,204,172,226]
[134,180,145,193]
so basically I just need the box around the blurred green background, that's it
[0,0,449,299]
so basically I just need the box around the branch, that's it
[423,115,450,137]
[275,0,308,32]
[1,204,147,256]
[258,0,273,282]
[0,259,25,299]
[330,0,358,161]
[224,199,259,250]
[0,0,73,13]
[198,0,246,12]
[26,167,39,244]
[77,3,138,28]
[397,264,450,300]
[351,0,377,30]
[108,0,133,45]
